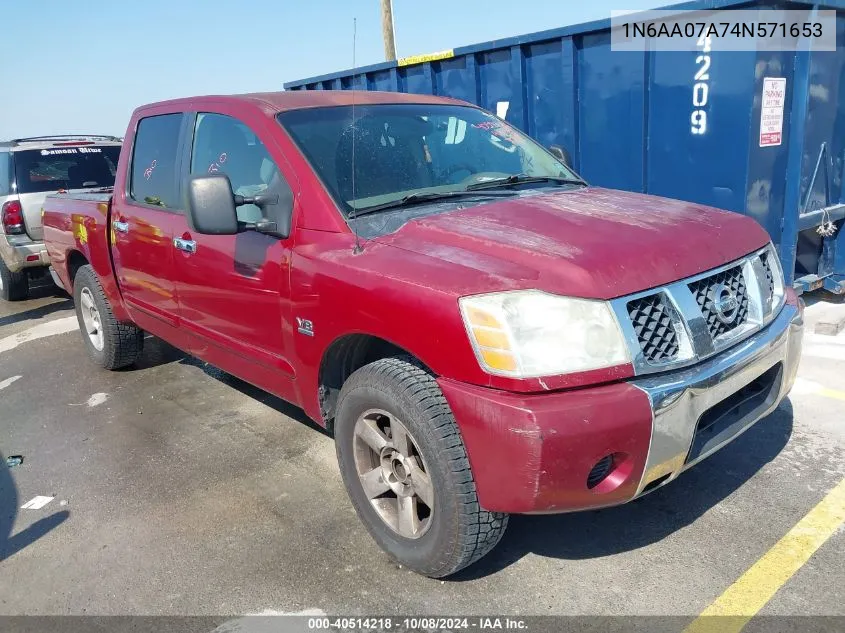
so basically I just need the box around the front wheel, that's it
[335,357,508,578]
[73,265,144,369]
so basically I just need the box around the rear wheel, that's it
[73,265,144,369]
[335,356,508,578]
[0,258,29,301]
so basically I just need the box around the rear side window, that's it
[11,146,120,194]
[130,114,183,208]
[0,152,10,195]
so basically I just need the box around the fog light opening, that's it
[587,454,615,489]
[587,452,633,493]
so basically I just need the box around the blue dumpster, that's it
[284,0,845,294]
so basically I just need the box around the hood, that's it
[377,187,771,299]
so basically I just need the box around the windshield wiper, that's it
[350,190,516,217]
[465,174,586,191]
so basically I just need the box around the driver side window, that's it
[190,113,285,223]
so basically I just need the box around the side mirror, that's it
[187,175,239,235]
[549,145,573,168]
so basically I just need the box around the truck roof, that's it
[136,90,466,116]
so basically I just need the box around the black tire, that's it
[73,265,144,369]
[335,356,508,578]
[0,258,29,301]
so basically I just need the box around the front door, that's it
[172,111,297,400]
[111,113,186,342]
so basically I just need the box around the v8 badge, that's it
[296,317,314,336]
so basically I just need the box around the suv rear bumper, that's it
[0,235,50,272]
[437,292,803,514]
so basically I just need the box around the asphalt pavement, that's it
[1,282,843,623]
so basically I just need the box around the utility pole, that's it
[381,0,397,61]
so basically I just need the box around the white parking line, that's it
[20,496,55,510]
[0,375,22,390]
[87,392,108,407]
[0,316,78,356]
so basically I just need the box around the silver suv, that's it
[0,135,122,300]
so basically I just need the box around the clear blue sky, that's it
[0,0,656,139]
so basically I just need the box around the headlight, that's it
[459,290,631,378]
[764,243,785,315]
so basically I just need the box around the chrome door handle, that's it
[173,238,197,254]
[113,221,129,233]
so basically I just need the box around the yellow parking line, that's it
[792,378,845,402]
[684,478,845,633]
[818,387,845,401]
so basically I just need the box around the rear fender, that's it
[43,198,131,323]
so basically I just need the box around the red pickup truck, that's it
[43,91,804,577]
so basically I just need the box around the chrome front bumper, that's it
[631,301,803,497]
[0,235,50,272]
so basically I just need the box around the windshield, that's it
[278,104,580,215]
[13,146,120,194]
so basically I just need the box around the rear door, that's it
[11,144,121,240]
[109,114,186,342]
[171,109,298,398]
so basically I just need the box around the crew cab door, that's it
[172,109,298,400]
[110,113,187,343]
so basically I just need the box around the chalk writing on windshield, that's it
[471,120,519,144]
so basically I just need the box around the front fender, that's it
[289,233,480,423]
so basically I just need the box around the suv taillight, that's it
[2,200,25,235]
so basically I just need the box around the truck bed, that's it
[42,190,114,259]
[42,190,123,317]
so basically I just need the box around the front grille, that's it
[627,294,680,363]
[613,248,782,376]
[760,252,775,298]
[688,265,749,339]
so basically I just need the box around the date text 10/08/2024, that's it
[307,617,528,630]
